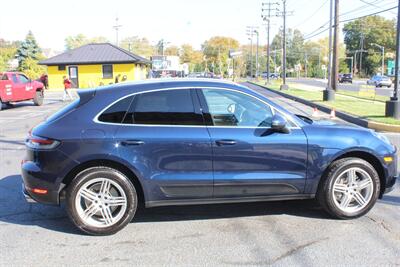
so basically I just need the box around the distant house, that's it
[39,43,151,89]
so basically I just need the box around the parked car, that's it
[187,72,218,78]
[261,72,279,79]
[22,79,397,235]
[0,72,44,110]
[367,75,392,88]
[338,73,353,83]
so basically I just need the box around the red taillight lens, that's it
[26,135,60,149]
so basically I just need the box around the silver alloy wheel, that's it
[75,178,127,228]
[332,167,374,213]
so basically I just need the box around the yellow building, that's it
[39,43,151,89]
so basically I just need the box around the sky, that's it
[0,0,397,52]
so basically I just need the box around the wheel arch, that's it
[61,159,146,206]
[319,150,386,197]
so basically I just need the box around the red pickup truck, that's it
[0,72,44,111]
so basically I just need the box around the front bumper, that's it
[384,174,397,194]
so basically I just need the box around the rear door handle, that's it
[121,140,145,146]
[215,139,237,146]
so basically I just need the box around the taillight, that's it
[26,135,60,150]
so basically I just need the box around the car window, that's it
[201,89,273,127]
[123,89,203,126]
[98,96,134,123]
[18,74,30,83]
[1,74,8,80]
[12,74,19,83]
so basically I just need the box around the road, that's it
[288,77,394,97]
[0,89,399,266]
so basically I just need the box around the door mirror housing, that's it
[271,114,290,133]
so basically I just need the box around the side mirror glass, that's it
[271,114,290,133]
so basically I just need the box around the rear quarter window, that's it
[98,96,134,123]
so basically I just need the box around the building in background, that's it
[39,43,151,89]
[151,55,187,78]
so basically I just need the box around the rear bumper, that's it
[22,184,37,203]
[21,161,61,205]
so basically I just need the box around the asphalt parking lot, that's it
[0,89,399,266]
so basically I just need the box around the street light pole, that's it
[249,37,253,78]
[372,43,385,76]
[385,0,400,119]
[255,30,260,78]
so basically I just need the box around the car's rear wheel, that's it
[317,157,380,219]
[33,90,44,106]
[66,167,137,235]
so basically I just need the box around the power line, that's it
[292,0,329,29]
[340,6,397,23]
[303,6,398,40]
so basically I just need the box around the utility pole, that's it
[305,52,308,78]
[113,17,122,47]
[262,1,279,84]
[331,0,339,91]
[385,0,400,119]
[323,0,335,101]
[359,34,365,77]
[276,0,292,90]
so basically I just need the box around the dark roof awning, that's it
[39,43,151,66]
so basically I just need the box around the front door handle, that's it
[216,139,237,146]
[121,140,145,146]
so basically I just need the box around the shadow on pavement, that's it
[379,195,400,206]
[2,174,397,235]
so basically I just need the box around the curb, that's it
[247,81,400,133]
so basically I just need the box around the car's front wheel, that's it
[317,157,380,219]
[66,167,138,235]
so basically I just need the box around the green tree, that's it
[19,57,46,79]
[15,31,45,78]
[164,45,179,56]
[202,36,239,76]
[343,15,396,76]
[65,34,109,50]
[0,39,19,71]
[180,44,204,72]
[120,36,155,58]
[16,31,42,67]
[270,28,305,76]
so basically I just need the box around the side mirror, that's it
[271,114,290,133]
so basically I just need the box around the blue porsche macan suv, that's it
[21,79,397,235]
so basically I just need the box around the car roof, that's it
[96,78,241,93]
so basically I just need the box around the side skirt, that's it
[145,194,315,208]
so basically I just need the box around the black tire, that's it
[33,90,44,106]
[317,157,380,219]
[0,99,2,111]
[66,166,138,235]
